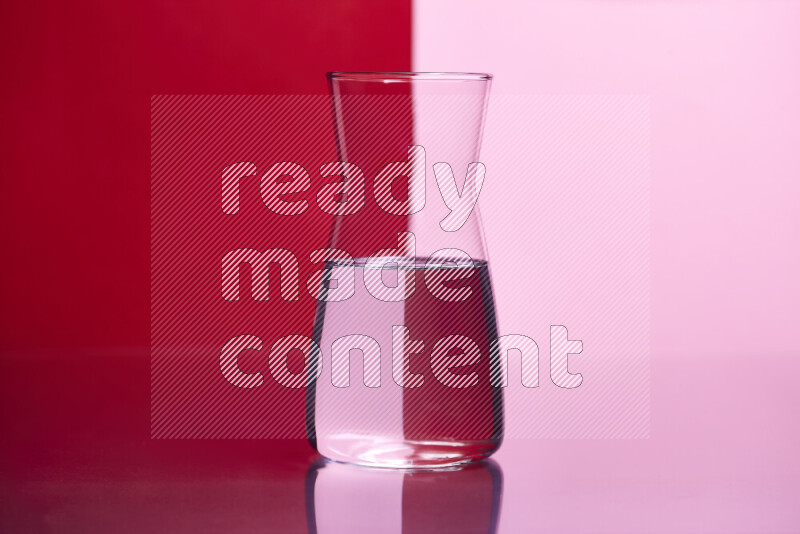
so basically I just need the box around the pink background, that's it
[415,0,800,359]
[416,1,800,530]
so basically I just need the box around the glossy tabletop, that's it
[1,349,798,533]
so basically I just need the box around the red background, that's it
[0,0,410,350]
[1,2,409,529]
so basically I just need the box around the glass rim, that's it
[327,71,492,82]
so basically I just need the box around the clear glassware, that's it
[306,72,502,467]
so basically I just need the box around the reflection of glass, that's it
[306,73,503,468]
[306,459,503,534]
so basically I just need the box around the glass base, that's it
[316,437,501,469]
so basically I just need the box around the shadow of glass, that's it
[306,459,503,533]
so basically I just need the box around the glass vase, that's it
[306,72,502,467]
